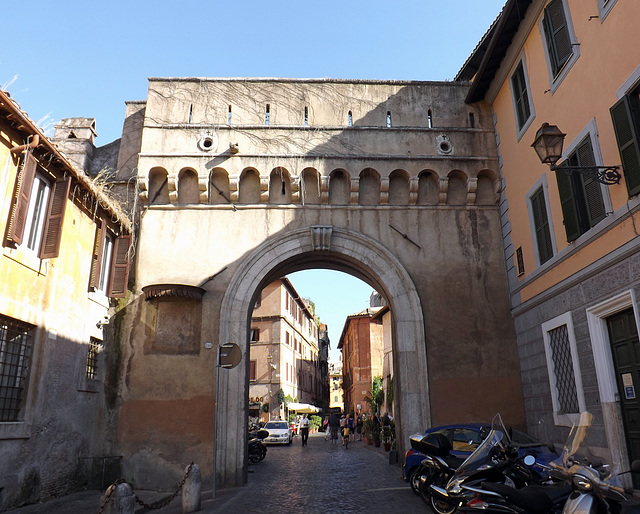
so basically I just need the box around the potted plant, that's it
[381,426,392,451]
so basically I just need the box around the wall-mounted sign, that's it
[622,373,636,400]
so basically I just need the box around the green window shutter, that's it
[7,152,37,246]
[511,62,531,130]
[531,188,553,264]
[544,0,572,76]
[611,95,640,196]
[556,168,581,242]
[107,235,131,298]
[575,139,606,227]
[39,177,71,259]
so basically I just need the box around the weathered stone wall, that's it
[109,78,524,490]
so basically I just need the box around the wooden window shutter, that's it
[107,235,131,298]
[555,168,581,242]
[7,152,37,246]
[39,176,71,259]
[544,0,572,76]
[611,95,640,197]
[531,189,553,263]
[575,139,606,227]
[88,219,106,291]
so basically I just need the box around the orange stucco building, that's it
[458,0,640,469]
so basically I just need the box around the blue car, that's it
[403,423,558,493]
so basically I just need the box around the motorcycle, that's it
[248,427,269,463]
[427,415,567,513]
[408,432,467,503]
[443,412,640,513]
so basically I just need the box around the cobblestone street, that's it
[213,431,427,513]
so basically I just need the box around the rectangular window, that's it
[530,187,554,264]
[0,315,34,422]
[542,0,573,78]
[89,220,132,298]
[542,313,585,426]
[6,153,71,259]
[86,338,101,380]
[611,93,640,197]
[516,247,525,276]
[250,328,260,342]
[286,332,290,346]
[511,61,532,131]
[249,360,256,381]
[556,137,606,242]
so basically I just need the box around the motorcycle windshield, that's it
[561,411,592,468]
[447,428,505,487]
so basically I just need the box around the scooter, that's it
[428,415,567,514]
[451,412,640,513]
[248,428,269,463]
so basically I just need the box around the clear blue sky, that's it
[1,0,506,362]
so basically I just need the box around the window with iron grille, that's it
[548,325,580,414]
[0,315,34,422]
[542,312,585,426]
[86,338,101,380]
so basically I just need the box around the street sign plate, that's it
[219,343,242,369]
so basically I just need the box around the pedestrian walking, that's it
[300,414,310,446]
[328,412,339,444]
[356,414,363,441]
[347,414,354,442]
[323,415,329,440]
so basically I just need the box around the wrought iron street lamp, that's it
[531,123,622,185]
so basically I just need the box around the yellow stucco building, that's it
[458,0,640,469]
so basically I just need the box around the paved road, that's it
[9,432,428,513]
[214,431,428,513]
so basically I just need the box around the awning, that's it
[287,402,321,414]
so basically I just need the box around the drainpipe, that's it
[11,134,39,154]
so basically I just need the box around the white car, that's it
[263,421,292,445]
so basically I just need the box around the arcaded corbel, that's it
[409,177,419,205]
[467,177,478,205]
[438,177,449,205]
[350,177,359,204]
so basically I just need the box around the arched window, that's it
[328,170,350,205]
[301,168,321,204]
[178,168,200,204]
[148,167,170,204]
[269,167,291,204]
[417,171,439,205]
[446,171,468,205]
[358,168,380,205]
[388,170,409,205]
[239,169,261,204]
[476,170,498,205]
[210,168,230,204]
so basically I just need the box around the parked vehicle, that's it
[404,423,557,495]
[263,421,293,445]
[459,412,640,514]
[248,428,269,463]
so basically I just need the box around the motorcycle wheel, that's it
[249,452,261,463]
[408,469,421,496]
[429,495,458,514]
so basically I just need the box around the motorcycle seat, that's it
[441,455,466,469]
[481,481,557,514]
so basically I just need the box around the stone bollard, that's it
[103,482,135,514]
[182,463,201,513]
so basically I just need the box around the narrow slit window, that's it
[386,111,392,128]
[188,104,193,124]
[228,105,232,125]
[304,106,308,126]
[348,111,353,127]
[469,112,475,128]
[428,109,433,128]
[265,104,270,126]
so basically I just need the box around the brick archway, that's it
[216,226,429,487]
